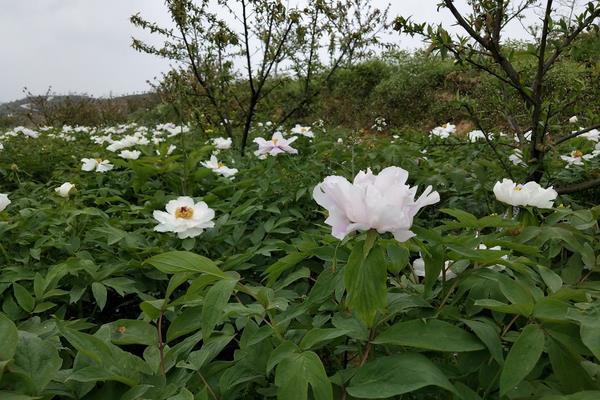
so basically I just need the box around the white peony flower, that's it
[201,155,238,178]
[569,116,578,124]
[254,132,298,157]
[560,149,594,167]
[119,150,141,160]
[290,124,314,138]
[412,257,456,280]
[337,138,343,144]
[313,166,440,241]
[478,243,507,272]
[493,179,557,208]
[467,130,489,142]
[0,193,10,211]
[430,123,456,139]
[508,149,526,166]
[153,196,215,239]
[14,126,40,139]
[55,182,75,198]
[581,129,600,142]
[212,137,232,150]
[514,130,532,143]
[81,158,114,173]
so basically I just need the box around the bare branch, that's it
[554,123,600,145]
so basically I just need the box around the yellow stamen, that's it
[514,185,523,191]
[218,162,225,168]
[95,158,103,163]
[175,206,194,219]
[571,150,583,158]
[272,138,279,145]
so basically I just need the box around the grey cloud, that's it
[0,0,541,103]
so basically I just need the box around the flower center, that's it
[175,206,194,219]
[514,185,523,191]
[272,138,279,145]
[218,162,225,168]
[571,150,583,158]
[95,158,103,163]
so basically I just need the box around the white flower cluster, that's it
[371,117,388,132]
[430,123,456,139]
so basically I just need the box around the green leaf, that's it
[462,319,504,364]
[347,353,456,398]
[581,243,596,269]
[13,283,34,313]
[0,313,18,362]
[300,328,351,350]
[264,251,310,286]
[145,251,226,278]
[106,320,157,346]
[373,319,484,352]
[58,324,151,386]
[275,351,332,400]
[496,275,534,315]
[533,298,569,321]
[566,308,600,361]
[440,208,479,225]
[385,242,409,274]
[474,299,532,315]
[500,324,545,396]
[202,278,237,340]
[11,331,61,395]
[167,388,194,400]
[167,305,203,343]
[91,282,107,311]
[542,392,600,400]
[536,265,563,293]
[188,334,233,370]
[0,393,38,400]
[423,244,444,295]
[344,241,387,327]
[547,337,596,393]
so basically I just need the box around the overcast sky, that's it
[0,0,540,103]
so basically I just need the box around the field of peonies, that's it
[0,120,599,399]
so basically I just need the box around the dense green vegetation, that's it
[1,1,599,399]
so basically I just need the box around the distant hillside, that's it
[0,92,160,127]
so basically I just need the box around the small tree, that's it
[394,0,600,193]
[131,0,388,154]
